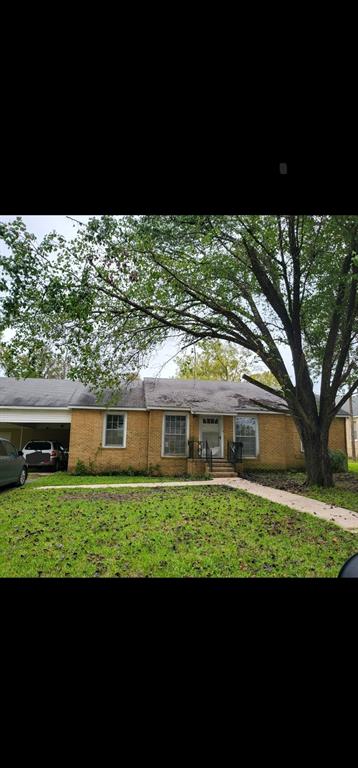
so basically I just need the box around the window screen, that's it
[235,417,257,457]
[163,415,187,455]
[105,414,125,446]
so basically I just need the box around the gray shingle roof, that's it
[0,375,349,416]
[0,377,145,409]
[144,377,288,413]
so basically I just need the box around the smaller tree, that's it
[175,340,257,381]
[249,370,280,389]
[0,339,75,379]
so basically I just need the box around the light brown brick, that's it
[67,408,347,474]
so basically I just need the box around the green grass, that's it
[246,469,358,514]
[302,486,358,513]
[27,472,210,487]
[1,484,357,577]
[348,460,358,473]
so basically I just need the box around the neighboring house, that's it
[0,377,349,476]
[345,394,358,458]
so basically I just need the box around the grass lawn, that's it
[1,484,357,577]
[26,472,209,487]
[348,460,358,473]
[245,469,358,514]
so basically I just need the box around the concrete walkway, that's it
[34,477,358,532]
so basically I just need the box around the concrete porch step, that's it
[211,464,235,471]
[211,471,238,478]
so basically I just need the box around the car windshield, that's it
[25,442,52,451]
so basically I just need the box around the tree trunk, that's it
[301,426,333,487]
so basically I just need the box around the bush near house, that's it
[72,460,165,478]
[328,449,348,473]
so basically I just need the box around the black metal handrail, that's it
[227,441,243,465]
[206,440,213,473]
[188,439,213,471]
[188,440,204,459]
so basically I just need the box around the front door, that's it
[199,416,223,458]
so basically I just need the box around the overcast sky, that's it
[0,215,295,382]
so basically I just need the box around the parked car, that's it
[0,438,28,488]
[22,440,68,471]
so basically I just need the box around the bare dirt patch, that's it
[59,487,186,503]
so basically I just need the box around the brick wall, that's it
[233,413,347,471]
[68,409,149,473]
[328,417,347,453]
[67,408,348,474]
[68,409,189,475]
[242,413,304,470]
[147,410,188,475]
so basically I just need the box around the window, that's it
[163,415,187,455]
[0,441,7,457]
[235,416,258,458]
[4,441,17,457]
[25,442,51,451]
[202,417,218,425]
[103,413,126,447]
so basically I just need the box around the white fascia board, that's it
[192,409,289,416]
[147,406,191,412]
[0,406,70,410]
[69,406,147,411]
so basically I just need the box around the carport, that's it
[0,376,103,472]
[0,409,72,451]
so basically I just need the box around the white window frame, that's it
[233,415,259,459]
[161,412,189,458]
[102,412,127,449]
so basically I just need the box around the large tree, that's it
[2,214,358,487]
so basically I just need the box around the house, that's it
[0,376,349,477]
[345,394,358,459]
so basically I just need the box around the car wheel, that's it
[16,467,27,488]
[54,459,60,472]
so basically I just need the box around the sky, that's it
[0,215,295,382]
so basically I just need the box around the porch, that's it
[187,439,244,478]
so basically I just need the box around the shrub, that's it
[148,464,163,477]
[89,466,148,477]
[328,448,348,473]
[72,459,89,476]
